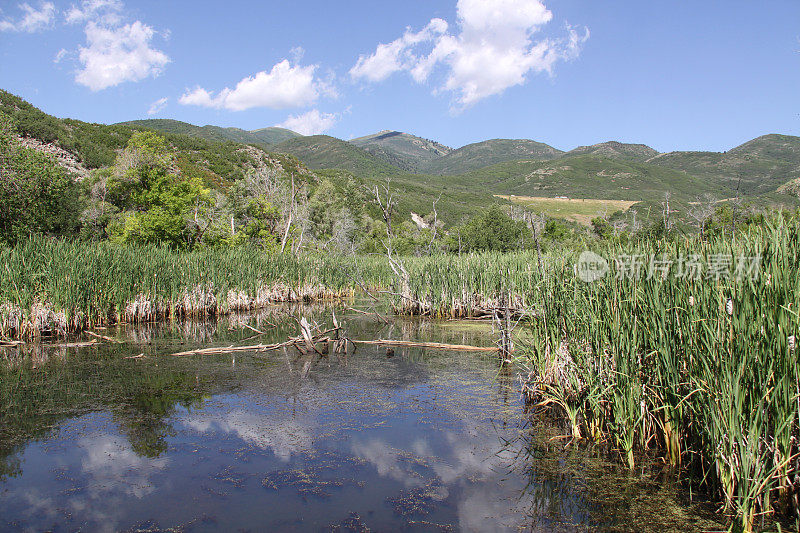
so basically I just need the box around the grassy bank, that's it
[0,237,392,337]
[0,237,560,337]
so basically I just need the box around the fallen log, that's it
[167,340,295,357]
[350,339,500,352]
[86,331,122,343]
[43,339,99,348]
[0,340,25,347]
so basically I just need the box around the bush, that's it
[0,113,82,245]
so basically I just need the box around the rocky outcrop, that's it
[17,135,90,180]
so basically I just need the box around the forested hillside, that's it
[2,88,799,254]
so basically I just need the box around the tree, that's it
[447,205,529,253]
[591,216,612,239]
[106,131,211,249]
[688,194,716,240]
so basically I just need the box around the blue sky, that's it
[0,0,798,152]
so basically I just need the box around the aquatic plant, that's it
[520,218,800,532]
[0,237,383,337]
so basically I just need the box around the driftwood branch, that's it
[86,330,121,343]
[350,339,500,352]
[165,318,350,358]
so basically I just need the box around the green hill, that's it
[4,87,799,232]
[272,135,402,177]
[0,90,312,184]
[422,139,563,175]
[350,130,452,173]
[646,134,800,196]
[565,141,659,161]
[118,119,301,146]
[442,154,718,203]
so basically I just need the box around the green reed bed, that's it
[392,251,572,317]
[520,220,800,532]
[2,227,798,529]
[0,237,390,337]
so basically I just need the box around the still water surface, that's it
[0,305,723,532]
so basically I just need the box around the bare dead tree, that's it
[688,194,716,240]
[426,194,442,254]
[187,191,227,249]
[280,174,307,253]
[662,191,672,234]
[730,178,743,236]
[630,209,642,234]
[524,211,547,277]
[364,178,397,237]
[611,218,628,237]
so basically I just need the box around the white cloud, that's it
[350,18,448,83]
[0,2,56,32]
[75,20,170,91]
[179,60,329,111]
[64,0,122,25]
[278,108,338,135]
[80,436,168,498]
[147,96,168,115]
[184,409,314,462]
[350,0,588,110]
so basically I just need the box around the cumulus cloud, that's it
[350,18,448,83]
[75,20,170,91]
[80,436,168,498]
[147,96,168,115]
[184,409,314,462]
[350,0,588,110]
[179,60,330,111]
[278,108,338,135]
[0,2,56,32]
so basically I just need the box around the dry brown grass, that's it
[495,195,637,225]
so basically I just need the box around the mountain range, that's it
[3,88,797,229]
[120,118,800,202]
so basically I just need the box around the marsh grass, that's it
[2,223,799,530]
[0,237,386,337]
[519,219,800,531]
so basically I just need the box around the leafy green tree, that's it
[107,131,211,249]
[446,205,529,252]
[591,216,612,239]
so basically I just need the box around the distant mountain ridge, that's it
[272,135,400,177]
[420,139,564,175]
[646,134,800,195]
[566,141,659,161]
[112,112,800,203]
[118,119,301,146]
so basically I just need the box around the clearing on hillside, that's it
[496,195,638,225]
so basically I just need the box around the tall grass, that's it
[387,250,571,317]
[0,237,391,337]
[518,219,800,532]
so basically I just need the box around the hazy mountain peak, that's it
[567,141,659,161]
[349,130,453,173]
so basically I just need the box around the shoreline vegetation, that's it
[2,92,800,530]
[3,218,800,531]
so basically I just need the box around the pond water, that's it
[0,304,724,532]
